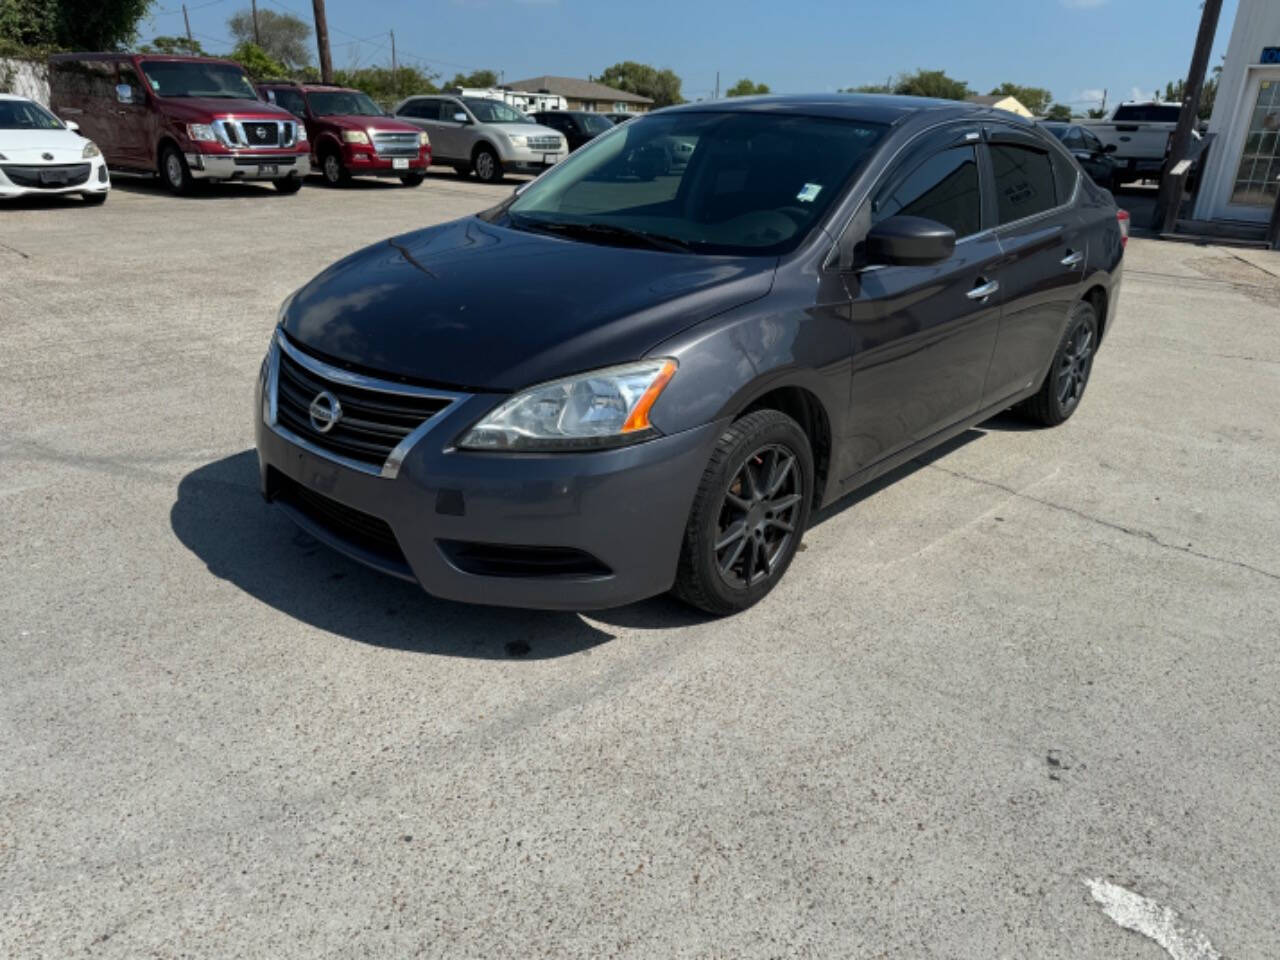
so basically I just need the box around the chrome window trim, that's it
[267,331,469,479]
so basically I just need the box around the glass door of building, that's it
[1223,69,1280,222]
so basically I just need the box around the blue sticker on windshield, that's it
[797,183,823,203]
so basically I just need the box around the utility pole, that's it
[182,4,194,50]
[714,71,719,100]
[1100,87,1107,116]
[251,0,261,45]
[390,30,397,97]
[1154,0,1224,231]
[311,0,333,83]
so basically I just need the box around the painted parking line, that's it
[1086,878,1222,960]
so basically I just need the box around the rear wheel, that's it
[472,145,503,184]
[320,150,349,186]
[673,410,813,615]
[1017,300,1099,426]
[399,172,425,187]
[159,144,193,195]
[273,176,303,194]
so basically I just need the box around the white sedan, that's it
[0,93,110,204]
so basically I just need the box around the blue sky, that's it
[145,0,1239,112]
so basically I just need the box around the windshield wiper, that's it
[510,216,695,253]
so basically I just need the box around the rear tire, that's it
[399,172,425,186]
[159,144,193,196]
[1016,300,1099,427]
[472,145,503,184]
[273,176,303,194]
[672,410,814,616]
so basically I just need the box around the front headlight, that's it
[295,124,308,142]
[418,131,430,146]
[508,134,527,146]
[186,123,218,142]
[458,359,678,452]
[82,141,101,158]
[342,130,370,145]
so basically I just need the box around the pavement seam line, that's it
[920,460,1280,584]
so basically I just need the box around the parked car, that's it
[259,81,431,186]
[1041,121,1119,190]
[392,94,565,183]
[48,53,310,195]
[530,110,614,151]
[255,96,1125,615]
[0,93,110,203]
[1079,100,1194,185]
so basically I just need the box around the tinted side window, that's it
[1063,128,1085,150]
[873,145,981,238]
[1113,104,1181,123]
[400,99,434,119]
[275,89,306,117]
[1082,129,1104,152]
[990,144,1056,223]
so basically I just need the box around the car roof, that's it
[262,82,360,94]
[0,92,32,102]
[658,93,995,127]
[50,52,242,68]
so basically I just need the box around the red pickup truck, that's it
[258,82,431,187]
[48,53,311,195]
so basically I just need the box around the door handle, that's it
[1061,250,1085,267]
[966,278,1000,300]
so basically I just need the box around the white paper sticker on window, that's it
[797,183,823,202]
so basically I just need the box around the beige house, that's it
[964,94,1033,118]
[505,75,654,114]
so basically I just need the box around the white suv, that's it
[392,95,566,183]
[0,94,110,204]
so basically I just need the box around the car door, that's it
[400,98,448,158]
[981,124,1087,406]
[111,60,153,169]
[841,126,1004,475]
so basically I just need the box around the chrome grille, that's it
[218,120,296,149]
[373,131,420,157]
[526,136,562,151]
[267,334,465,479]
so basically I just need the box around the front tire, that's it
[472,145,503,184]
[399,172,425,187]
[1017,300,1099,426]
[673,410,814,615]
[320,150,349,186]
[273,176,303,194]
[159,144,193,196]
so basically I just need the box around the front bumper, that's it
[501,143,567,173]
[253,341,717,610]
[185,151,311,180]
[0,156,110,198]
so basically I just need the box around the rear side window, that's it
[399,99,435,119]
[1113,104,1181,123]
[273,88,307,117]
[990,144,1057,223]
[873,145,982,238]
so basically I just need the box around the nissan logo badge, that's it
[308,390,342,434]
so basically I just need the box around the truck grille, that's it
[526,136,561,151]
[242,122,280,146]
[270,335,460,476]
[2,163,91,189]
[373,132,420,157]
[219,120,295,148]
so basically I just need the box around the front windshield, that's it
[308,91,385,116]
[0,99,64,130]
[139,60,258,100]
[462,98,531,124]
[578,113,613,135]
[504,110,887,256]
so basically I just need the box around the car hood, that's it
[0,127,88,160]
[281,217,777,392]
[156,96,291,121]
[322,115,421,135]
[489,122,562,139]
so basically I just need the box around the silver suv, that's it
[392,95,567,183]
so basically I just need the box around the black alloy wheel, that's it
[1018,299,1099,426]
[673,409,814,615]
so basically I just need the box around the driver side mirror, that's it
[64,120,80,133]
[863,215,956,267]
[115,83,135,105]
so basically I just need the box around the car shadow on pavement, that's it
[109,179,298,201]
[170,451,615,659]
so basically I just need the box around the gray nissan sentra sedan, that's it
[255,94,1126,615]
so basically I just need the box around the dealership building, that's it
[1191,0,1280,227]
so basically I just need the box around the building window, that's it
[1230,78,1280,207]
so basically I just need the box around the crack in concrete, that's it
[0,240,31,260]
[921,460,1280,584]
[1209,352,1280,366]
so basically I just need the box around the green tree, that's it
[1086,107,1107,119]
[139,34,206,56]
[726,78,769,97]
[841,82,893,94]
[0,0,152,50]
[988,82,1053,116]
[1164,60,1222,121]
[329,65,440,108]
[228,7,311,70]
[597,61,683,107]
[449,69,498,89]
[1046,103,1073,121]
[230,41,286,81]
[893,69,969,100]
